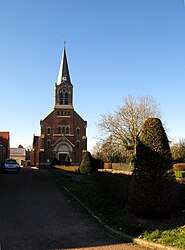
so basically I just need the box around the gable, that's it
[74,110,87,126]
[52,135,75,148]
[41,110,54,122]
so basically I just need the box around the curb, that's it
[49,170,182,250]
[133,238,180,250]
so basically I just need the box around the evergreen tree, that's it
[128,118,177,218]
[79,151,94,174]
[50,158,60,167]
[64,155,71,166]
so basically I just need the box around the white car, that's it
[1,159,20,173]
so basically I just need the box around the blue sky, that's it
[0,0,185,150]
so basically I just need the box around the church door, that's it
[59,153,67,164]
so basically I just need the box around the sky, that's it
[0,0,185,151]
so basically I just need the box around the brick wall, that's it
[0,132,10,165]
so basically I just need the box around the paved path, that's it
[0,168,143,250]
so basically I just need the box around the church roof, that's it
[56,47,72,85]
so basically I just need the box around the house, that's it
[31,46,87,168]
[10,147,26,167]
[0,132,10,165]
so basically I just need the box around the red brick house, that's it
[0,132,10,165]
[31,47,87,167]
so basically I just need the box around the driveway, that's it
[0,168,143,250]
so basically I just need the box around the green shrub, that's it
[92,157,104,170]
[64,155,71,166]
[127,118,178,218]
[79,151,95,174]
[51,158,60,167]
[174,170,185,178]
[112,163,133,172]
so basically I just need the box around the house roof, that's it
[10,148,26,156]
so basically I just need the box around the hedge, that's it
[174,170,185,178]
[173,163,185,171]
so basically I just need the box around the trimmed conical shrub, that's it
[127,118,177,218]
[64,155,71,166]
[51,158,60,167]
[79,151,94,174]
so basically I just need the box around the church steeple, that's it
[57,46,71,85]
[54,46,73,109]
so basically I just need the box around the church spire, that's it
[57,45,71,85]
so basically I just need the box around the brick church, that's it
[31,47,87,167]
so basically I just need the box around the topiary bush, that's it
[79,151,95,174]
[127,118,179,218]
[92,157,104,170]
[51,158,60,167]
[174,170,185,178]
[64,155,71,166]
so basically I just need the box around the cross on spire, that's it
[56,44,71,85]
[64,40,66,48]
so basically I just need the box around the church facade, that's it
[31,47,87,167]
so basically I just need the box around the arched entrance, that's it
[54,142,73,164]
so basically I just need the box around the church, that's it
[31,47,87,167]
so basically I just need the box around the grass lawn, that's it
[53,165,79,173]
[49,167,185,249]
[141,227,185,249]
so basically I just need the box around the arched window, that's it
[47,140,51,149]
[76,141,80,150]
[62,126,65,134]
[76,128,80,135]
[66,126,70,134]
[47,127,51,135]
[59,89,68,105]
[64,92,68,104]
[58,126,61,134]
[59,92,64,105]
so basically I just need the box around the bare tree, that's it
[98,95,161,160]
[92,135,128,163]
[170,138,185,162]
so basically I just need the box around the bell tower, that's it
[32,45,87,168]
[54,46,73,109]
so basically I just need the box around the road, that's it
[0,168,143,250]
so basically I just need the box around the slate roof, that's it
[57,47,72,85]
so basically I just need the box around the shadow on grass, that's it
[49,167,185,247]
